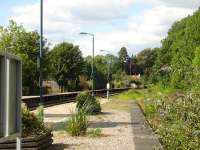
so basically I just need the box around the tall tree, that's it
[152,8,200,88]
[0,20,49,95]
[49,42,84,92]
[118,47,128,71]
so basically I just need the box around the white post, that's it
[106,83,110,100]
[107,90,109,100]
[16,137,21,150]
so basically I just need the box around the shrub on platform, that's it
[22,103,49,137]
[75,91,101,114]
[65,108,89,136]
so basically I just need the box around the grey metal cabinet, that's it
[0,53,22,137]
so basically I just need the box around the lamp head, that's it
[80,32,88,35]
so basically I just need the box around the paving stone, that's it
[130,101,163,150]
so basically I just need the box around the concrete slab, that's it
[130,101,163,150]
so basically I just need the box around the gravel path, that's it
[46,103,135,150]
[44,102,76,123]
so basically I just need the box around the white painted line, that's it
[5,58,10,136]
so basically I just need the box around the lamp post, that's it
[100,50,112,100]
[39,0,44,120]
[80,32,95,96]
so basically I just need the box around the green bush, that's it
[140,89,200,150]
[65,109,89,136]
[76,91,101,114]
[22,103,49,137]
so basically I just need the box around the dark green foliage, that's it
[84,54,122,90]
[134,48,158,84]
[93,55,107,89]
[152,9,200,89]
[118,47,128,71]
[49,42,84,92]
[75,91,101,114]
[136,48,157,74]
[22,104,49,137]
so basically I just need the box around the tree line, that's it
[139,7,200,89]
[0,21,137,95]
[1,8,199,95]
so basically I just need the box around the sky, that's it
[0,0,200,56]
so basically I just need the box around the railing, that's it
[22,87,132,109]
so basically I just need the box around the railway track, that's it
[22,88,132,110]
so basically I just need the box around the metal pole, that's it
[39,0,44,120]
[129,58,132,75]
[107,57,111,100]
[79,32,95,96]
[107,59,109,100]
[92,35,94,96]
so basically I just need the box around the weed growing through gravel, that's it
[87,128,102,138]
[65,108,89,136]
[65,101,96,136]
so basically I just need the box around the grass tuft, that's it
[87,128,102,138]
[65,109,89,136]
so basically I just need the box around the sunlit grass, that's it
[103,86,176,113]
[112,89,145,101]
[102,89,147,112]
[102,98,132,112]
[113,85,175,101]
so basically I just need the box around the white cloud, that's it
[10,0,199,56]
[156,0,200,9]
[76,5,194,56]
[136,0,200,9]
